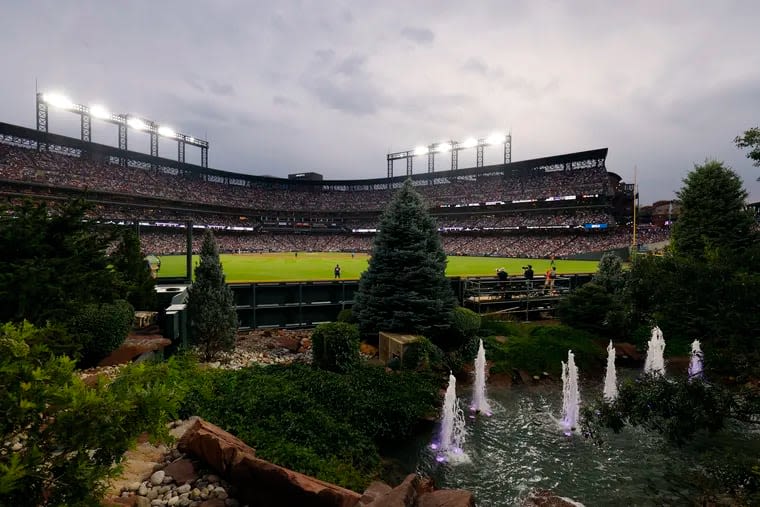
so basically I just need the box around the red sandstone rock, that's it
[367,473,418,507]
[98,335,171,367]
[359,481,393,505]
[614,342,642,361]
[277,335,301,352]
[162,458,198,485]
[417,490,475,507]
[360,343,379,357]
[178,419,361,507]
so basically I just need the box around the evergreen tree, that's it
[671,160,756,259]
[110,227,156,310]
[0,198,117,325]
[592,252,626,294]
[186,229,238,360]
[734,126,760,171]
[353,180,456,336]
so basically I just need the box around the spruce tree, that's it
[186,229,238,360]
[353,179,456,336]
[110,227,156,310]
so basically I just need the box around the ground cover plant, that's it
[178,362,439,492]
[155,252,599,282]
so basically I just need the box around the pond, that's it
[393,377,759,506]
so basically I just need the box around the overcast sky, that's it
[1,0,759,204]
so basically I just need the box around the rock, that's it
[523,489,584,506]
[360,481,393,505]
[276,335,301,353]
[136,498,151,507]
[368,473,418,507]
[177,484,192,494]
[147,488,159,500]
[139,483,149,496]
[163,475,174,484]
[168,497,180,506]
[164,458,199,485]
[150,470,166,486]
[128,481,142,492]
[614,342,642,362]
[178,418,361,507]
[516,369,533,385]
[198,500,226,507]
[99,335,172,367]
[360,343,378,357]
[150,499,163,507]
[418,490,475,507]
[11,442,23,452]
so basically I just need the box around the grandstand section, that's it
[0,122,665,260]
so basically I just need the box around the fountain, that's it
[431,373,468,463]
[688,340,704,380]
[643,326,666,376]
[560,350,581,435]
[603,340,618,401]
[470,339,492,415]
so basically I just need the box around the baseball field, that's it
[154,252,599,283]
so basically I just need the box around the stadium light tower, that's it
[35,91,209,167]
[386,131,512,181]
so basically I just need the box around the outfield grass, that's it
[155,252,599,283]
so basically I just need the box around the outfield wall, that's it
[223,274,592,329]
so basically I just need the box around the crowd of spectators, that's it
[2,141,663,259]
[1,144,613,213]
[136,226,670,259]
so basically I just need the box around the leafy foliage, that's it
[401,336,444,371]
[592,252,626,294]
[67,299,134,367]
[311,322,361,373]
[179,363,438,491]
[558,283,626,339]
[671,160,757,260]
[110,227,156,310]
[483,323,604,376]
[0,199,118,325]
[186,230,238,361]
[735,126,760,169]
[582,375,743,446]
[336,308,356,323]
[0,322,183,507]
[353,180,456,337]
[442,306,481,350]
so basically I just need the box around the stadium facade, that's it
[0,121,651,261]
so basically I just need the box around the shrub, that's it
[336,308,355,323]
[179,363,438,491]
[401,336,443,371]
[437,306,481,351]
[68,299,134,367]
[311,322,361,373]
[484,324,604,376]
[558,282,624,338]
[0,322,181,507]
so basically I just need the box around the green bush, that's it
[437,306,481,350]
[558,282,626,339]
[484,324,604,376]
[336,308,355,323]
[68,299,134,367]
[401,337,443,371]
[0,322,182,507]
[179,363,438,491]
[311,322,361,373]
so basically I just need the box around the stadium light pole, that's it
[35,90,210,167]
[386,132,511,181]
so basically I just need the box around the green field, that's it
[155,252,599,283]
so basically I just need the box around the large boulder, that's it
[178,418,361,507]
[523,490,584,506]
[362,474,417,507]
[98,334,171,366]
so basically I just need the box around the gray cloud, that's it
[400,26,434,45]
[0,1,758,203]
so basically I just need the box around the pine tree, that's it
[353,179,456,336]
[186,229,238,361]
[110,227,156,310]
[671,160,756,259]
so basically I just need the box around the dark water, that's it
[392,380,759,507]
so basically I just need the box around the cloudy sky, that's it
[1,0,759,204]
